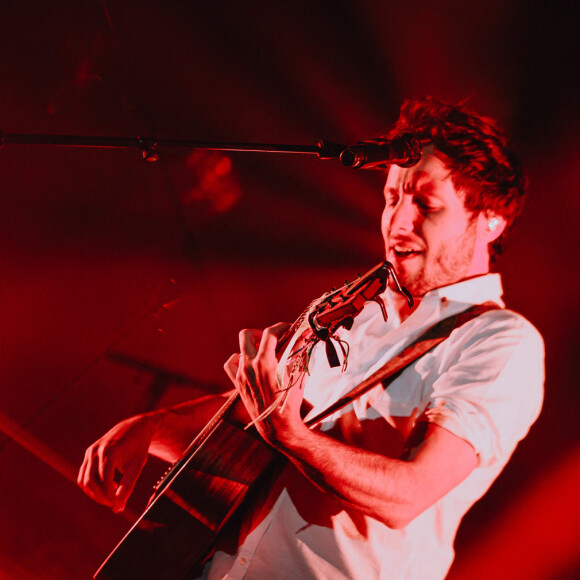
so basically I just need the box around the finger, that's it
[113,459,144,513]
[79,450,113,507]
[78,472,101,504]
[224,353,240,384]
[263,322,291,341]
[86,443,118,506]
[234,350,262,408]
[239,329,263,359]
[78,448,97,492]
[235,349,257,390]
[77,452,89,488]
[257,322,292,359]
[100,447,119,501]
[92,457,115,506]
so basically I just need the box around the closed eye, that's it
[415,197,439,213]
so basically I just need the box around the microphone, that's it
[339,133,422,170]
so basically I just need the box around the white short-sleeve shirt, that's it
[205,274,544,580]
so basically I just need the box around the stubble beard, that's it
[393,220,478,298]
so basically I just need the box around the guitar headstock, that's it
[275,261,412,369]
[308,261,413,341]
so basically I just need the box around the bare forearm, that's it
[272,422,418,528]
[269,419,477,529]
[146,394,229,462]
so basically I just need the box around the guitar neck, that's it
[174,322,298,468]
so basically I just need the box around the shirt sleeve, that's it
[421,309,545,467]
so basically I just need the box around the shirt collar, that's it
[422,273,505,307]
[385,273,505,328]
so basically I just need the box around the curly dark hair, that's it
[384,96,527,259]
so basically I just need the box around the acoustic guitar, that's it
[94,261,409,579]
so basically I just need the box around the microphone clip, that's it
[339,133,422,170]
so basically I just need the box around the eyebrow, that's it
[386,181,437,197]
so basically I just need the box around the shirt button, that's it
[239,558,248,566]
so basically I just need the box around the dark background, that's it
[0,1,578,578]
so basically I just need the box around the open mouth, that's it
[392,245,422,258]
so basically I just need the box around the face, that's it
[382,147,493,297]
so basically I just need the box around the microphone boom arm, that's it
[0,131,420,168]
[0,132,345,162]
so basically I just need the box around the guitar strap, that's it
[304,301,500,428]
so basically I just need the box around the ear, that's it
[478,212,507,244]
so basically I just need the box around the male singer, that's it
[79,97,544,579]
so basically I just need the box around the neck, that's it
[390,290,421,323]
[392,270,495,322]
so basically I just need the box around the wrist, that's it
[139,408,168,445]
[266,413,311,454]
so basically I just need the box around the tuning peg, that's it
[373,296,388,322]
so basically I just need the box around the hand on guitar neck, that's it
[224,321,308,448]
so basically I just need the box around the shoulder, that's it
[422,306,545,465]
[425,306,545,400]
[448,306,544,356]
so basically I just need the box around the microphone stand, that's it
[0,131,346,163]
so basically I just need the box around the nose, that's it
[387,195,416,234]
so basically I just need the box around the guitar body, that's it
[94,399,281,580]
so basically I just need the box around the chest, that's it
[299,322,442,456]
